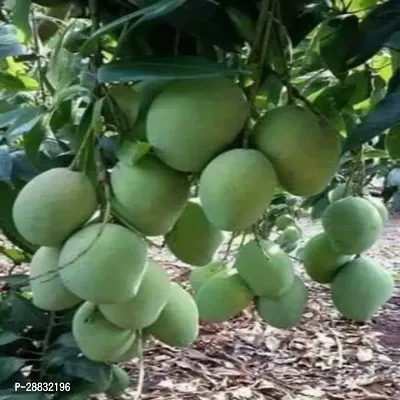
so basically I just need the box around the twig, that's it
[39,311,56,381]
[88,0,102,70]
[243,0,276,147]
[134,332,146,400]
[249,0,271,64]
[112,207,162,249]
[329,327,344,368]
[223,232,237,261]
[238,232,247,249]
[288,255,302,263]
[68,124,95,171]
[253,0,277,96]
[31,8,47,105]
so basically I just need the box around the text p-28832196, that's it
[14,382,71,392]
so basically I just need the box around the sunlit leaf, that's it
[12,0,32,43]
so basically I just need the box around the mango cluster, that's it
[302,190,394,321]
[12,76,386,387]
[12,167,198,369]
[189,240,308,329]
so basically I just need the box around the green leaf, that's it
[345,69,371,105]
[0,180,38,254]
[0,274,29,288]
[13,0,32,43]
[343,90,400,152]
[318,15,359,77]
[43,346,80,367]
[0,107,44,144]
[385,124,400,159]
[75,104,97,183]
[347,0,377,13]
[0,246,30,263]
[91,98,104,135]
[311,195,331,220]
[225,6,255,43]
[81,0,186,56]
[363,148,389,159]
[117,140,152,167]
[345,1,400,69]
[0,332,21,346]
[0,146,12,183]
[0,71,39,91]
[0,357,25,384]
[47,47,82,91]
[54,333,79,349]
[0,25,26,58]
[98,56,245,83]
[23,121,46,166]
[55,85,93,106]
[63,358,112,387]
[258,73,284,107]
[9,294,50,331]
[10,150,39,181]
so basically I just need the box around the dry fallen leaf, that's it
[356,347,374,363]
[265,336,281,352]
[231,386,253,398]
[300,387,326,398]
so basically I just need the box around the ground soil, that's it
[1,215,399,400]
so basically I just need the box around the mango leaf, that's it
[363,148,389,159]
[75,104,98,185]
[81,0,186,56]
[0,71,39,91]
[10,150,39,181]
[385,124,400,159]
[12,0,32,43]
[118,140,152,167]
[157,0,243,52]
[346,0,378,13]
[0,332,21,346]
[55,85,93,106]
[91,98,104,135]
[43,346,80,367]
[387,30,400,50]
[345,69,371,105]
[47,47,82,91]
[343,90,400,152]
[0,246,30,263]
[318,15,359,77]
[0,146,12,183]
[0,274,29,288]
[225,6,256,43]
[98,56,245,83]
[0,25,26,58]
[99,137,118,164]
[311,194,330,220]
[63,357,112,386]
[9,294,50,331]
[345,0,400,69]
[0,357,25,384]
[54,332,79,349]
[0,179,38,254]
[23,121,46,165]
[0,107,44,143]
